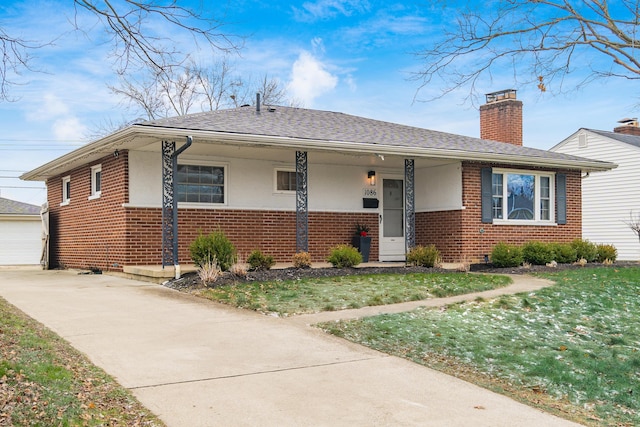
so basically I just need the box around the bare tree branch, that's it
[0,27,44,101]
[73,0,239,75]
[0,1,240,102]
[107,57,296,123]
[413,0,640,103]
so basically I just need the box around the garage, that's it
[0,197,43,266]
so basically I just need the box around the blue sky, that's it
[1,0,638,205]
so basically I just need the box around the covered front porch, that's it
[144,134,464,270]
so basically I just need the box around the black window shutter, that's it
[481,167,493,223]
[556,173,567,225]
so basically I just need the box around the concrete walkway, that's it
[0,269,582,427]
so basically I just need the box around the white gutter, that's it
[21,124,616,182]
[134,126,617,172]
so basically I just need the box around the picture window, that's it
[491,170,554,222]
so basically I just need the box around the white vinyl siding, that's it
[552,131,640,260]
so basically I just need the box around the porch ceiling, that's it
[133,138,455,169]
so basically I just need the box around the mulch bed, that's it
[164,261,638,291]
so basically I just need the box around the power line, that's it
[0,186,46,189]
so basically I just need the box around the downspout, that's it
[171,136,193,279]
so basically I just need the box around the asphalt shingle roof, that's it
[0,197,41,215]
[587,128,640,149]
[138,105,593,163]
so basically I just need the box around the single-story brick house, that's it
[21,90,614,273]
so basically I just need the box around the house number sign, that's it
[363,188,377,197]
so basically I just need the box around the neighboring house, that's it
[0,196,43,266]
[551,120,640,260]
[21,90,613,274]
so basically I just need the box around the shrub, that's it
[596,244,618,263]
[406,245,440,268]
[571,239,598,263]
[490,242,523,268]
[522,241,555,265]
[292,251,312,269]
[550,242,577,264]
[247,249,275,271]
[189,230,237,271]
[327,244,362,268]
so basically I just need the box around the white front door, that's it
[379,177,405,261]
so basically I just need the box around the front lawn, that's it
[0,297,164,426]
[196,272,511,315]
[320,267,640,426]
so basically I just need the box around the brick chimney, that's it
[613,118,640,136]
[480,89,523,146]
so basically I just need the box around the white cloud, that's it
[52,116,87,141]
[292,0,370,22]
[287,51,338,106]
[27,93,71,121]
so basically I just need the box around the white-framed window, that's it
[274,169,296,193]
[491,169,555,222]
[61,175,71,206]
[176,163,226,204]
[89,164,102,200]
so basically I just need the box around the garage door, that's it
[0,218,42,265]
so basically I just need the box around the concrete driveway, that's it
[0,269,582,426]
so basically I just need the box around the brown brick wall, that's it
[416,162,582,263]
[46,151,129,271]
[126,209,379,266]
[479,99,523,146]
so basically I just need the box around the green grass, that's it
[320,266,640,426]
[0,296,164,427]
[196,272,511,315]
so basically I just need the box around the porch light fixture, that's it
[367,170,376,186]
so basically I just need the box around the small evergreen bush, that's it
[247,249,275,271]
[327,244,362,268]
[292,251,312,269]
[596,244,617,263]
[571,239,598,263]
[406,245,440,267]
[490,242,523,268]
[189,229,237,271]
[522,241,555,265]
[550,242,577,264]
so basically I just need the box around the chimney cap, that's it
[617,117,638,125]
[485,89,517,104]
